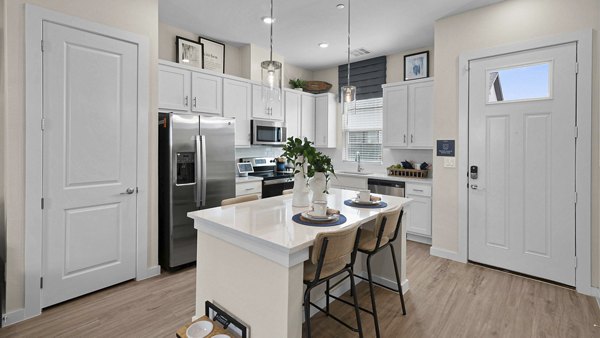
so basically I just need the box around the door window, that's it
[487,62,552,103]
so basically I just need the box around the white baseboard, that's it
[136,265,161,281]
[407,233,432,245]
[430,246,466,263]
[2,308,25,327]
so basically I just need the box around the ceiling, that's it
[159,0,503,70]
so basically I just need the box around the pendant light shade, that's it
[341,0,356,115]
[261,0,282,105]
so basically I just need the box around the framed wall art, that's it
[404,51,429,81]
[199,37,225,74]
[176,36,203,69]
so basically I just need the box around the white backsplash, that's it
[235,146,284,160]
[318,148,434,176]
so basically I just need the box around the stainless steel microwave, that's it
[251,120,286,146]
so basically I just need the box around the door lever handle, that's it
[470,184,478,190]
[121,188,135,195]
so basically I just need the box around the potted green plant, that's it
[306,151,335,203]
[281,137,314,207]
[288,78,306,91]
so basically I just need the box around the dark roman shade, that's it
[338,56,386,101]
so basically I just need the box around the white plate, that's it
[186,320,214,338]
[301,212,339,222]
[212,335,231,338]
[351,198,381,206]
[306,210,330,219]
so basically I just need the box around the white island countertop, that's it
[188,188,411,266]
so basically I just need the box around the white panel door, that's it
[223,79,251,146]
[191,72,223,115]
[42,22,138,306]
[284,90,301,139]
[158,65,190,111]
[301,94,315,143]
[468,43,577,285]
[408,81,433,148]
[383,85,408,147]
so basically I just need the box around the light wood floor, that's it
[2,242,599,337]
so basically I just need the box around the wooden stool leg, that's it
[389,244,407,315]
[366,254,381,338]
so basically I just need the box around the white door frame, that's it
[24,4,152,319]
[456,30,593,295]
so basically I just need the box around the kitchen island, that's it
[188,188,412,338]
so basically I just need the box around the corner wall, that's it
[432,0,600,286]
[4,0,159,314]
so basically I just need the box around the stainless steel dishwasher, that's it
[367,178,405,197]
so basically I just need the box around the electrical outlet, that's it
[443,157,456,168]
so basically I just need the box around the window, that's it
[343,97,383,162]
[487,62,552,103]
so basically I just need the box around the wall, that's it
[431,0,600,286]
[313,47,435,174]
[0,0,5,318]
[3,0,159,313]
[159,22,243,78]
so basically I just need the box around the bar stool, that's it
[303,224,363,338]
[221,194,259,206]
[327,206,406,338]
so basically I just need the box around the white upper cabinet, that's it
[314,93,336,148]
[284,89,301,139]
[301,94,316,143]
[383,78,433,149]
[252,84,283,121]
[223,79,252,147]
[191,72,223,115]
[159,65,190,111]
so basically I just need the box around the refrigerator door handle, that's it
[200,135,207,207]
[195,135,203,208]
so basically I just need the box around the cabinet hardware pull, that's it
[413,189,424,192]
[245,188,254,191]
[411,134,414,143]
[404,134,406,143]
[185,96,189,106]
[193,97,197,108]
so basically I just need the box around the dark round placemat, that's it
[344,199,388,209]
[292,213,347,227]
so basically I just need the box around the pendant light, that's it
[261,0,282,106]
[341,0,356,115]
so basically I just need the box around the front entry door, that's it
[42,21,138,306]
[468,43,577,286]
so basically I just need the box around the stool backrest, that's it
[221,194,259,206]
[311,224,360,271]
[374,206,403,240]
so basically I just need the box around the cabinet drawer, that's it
[406,183,431,197]
[236,181,262,196]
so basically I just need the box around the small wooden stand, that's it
[176,316,235,338]
[387,168,429,178]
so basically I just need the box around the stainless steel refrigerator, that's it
[158,112,236,269]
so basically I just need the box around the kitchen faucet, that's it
[355,151,364,173]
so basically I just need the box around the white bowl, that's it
[186,320,214,338]
[212,335,231,338]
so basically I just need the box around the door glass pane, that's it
[487,62,551,103]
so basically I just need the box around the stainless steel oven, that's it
[251,120,286,146]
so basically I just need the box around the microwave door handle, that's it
[277,127,281,142]
[200,135,207,207]
[195,135,202,208]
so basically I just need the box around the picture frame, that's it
[176,36,204,69]
[404,51,429,81]
[199,37,226,74]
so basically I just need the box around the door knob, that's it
[121,188,135,195]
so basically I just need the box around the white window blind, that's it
[343,97,383,162]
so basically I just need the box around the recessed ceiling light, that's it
[318,42,329,48]
[336,4,345,9]
[261,16,275,24]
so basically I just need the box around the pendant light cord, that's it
[346,0,351,87]
[270,0,274,62]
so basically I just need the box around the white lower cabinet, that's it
[405,183,432,237]
[236,181,262,197]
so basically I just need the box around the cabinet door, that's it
[191,72,223,115]
[284,90,301,139]
[223,79,251,147]
[405,195,432,236]
[314,94,337,148]
[301,94,315,143]
[159,65,190,111]
[252,84,284,121]
[383,85,408,147]
[408,81,434,148]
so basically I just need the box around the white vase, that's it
[292,156,310,207]
[309,172,328,203]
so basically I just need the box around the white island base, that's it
[189,189,412,338]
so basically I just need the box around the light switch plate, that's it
[443,157,456,168]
